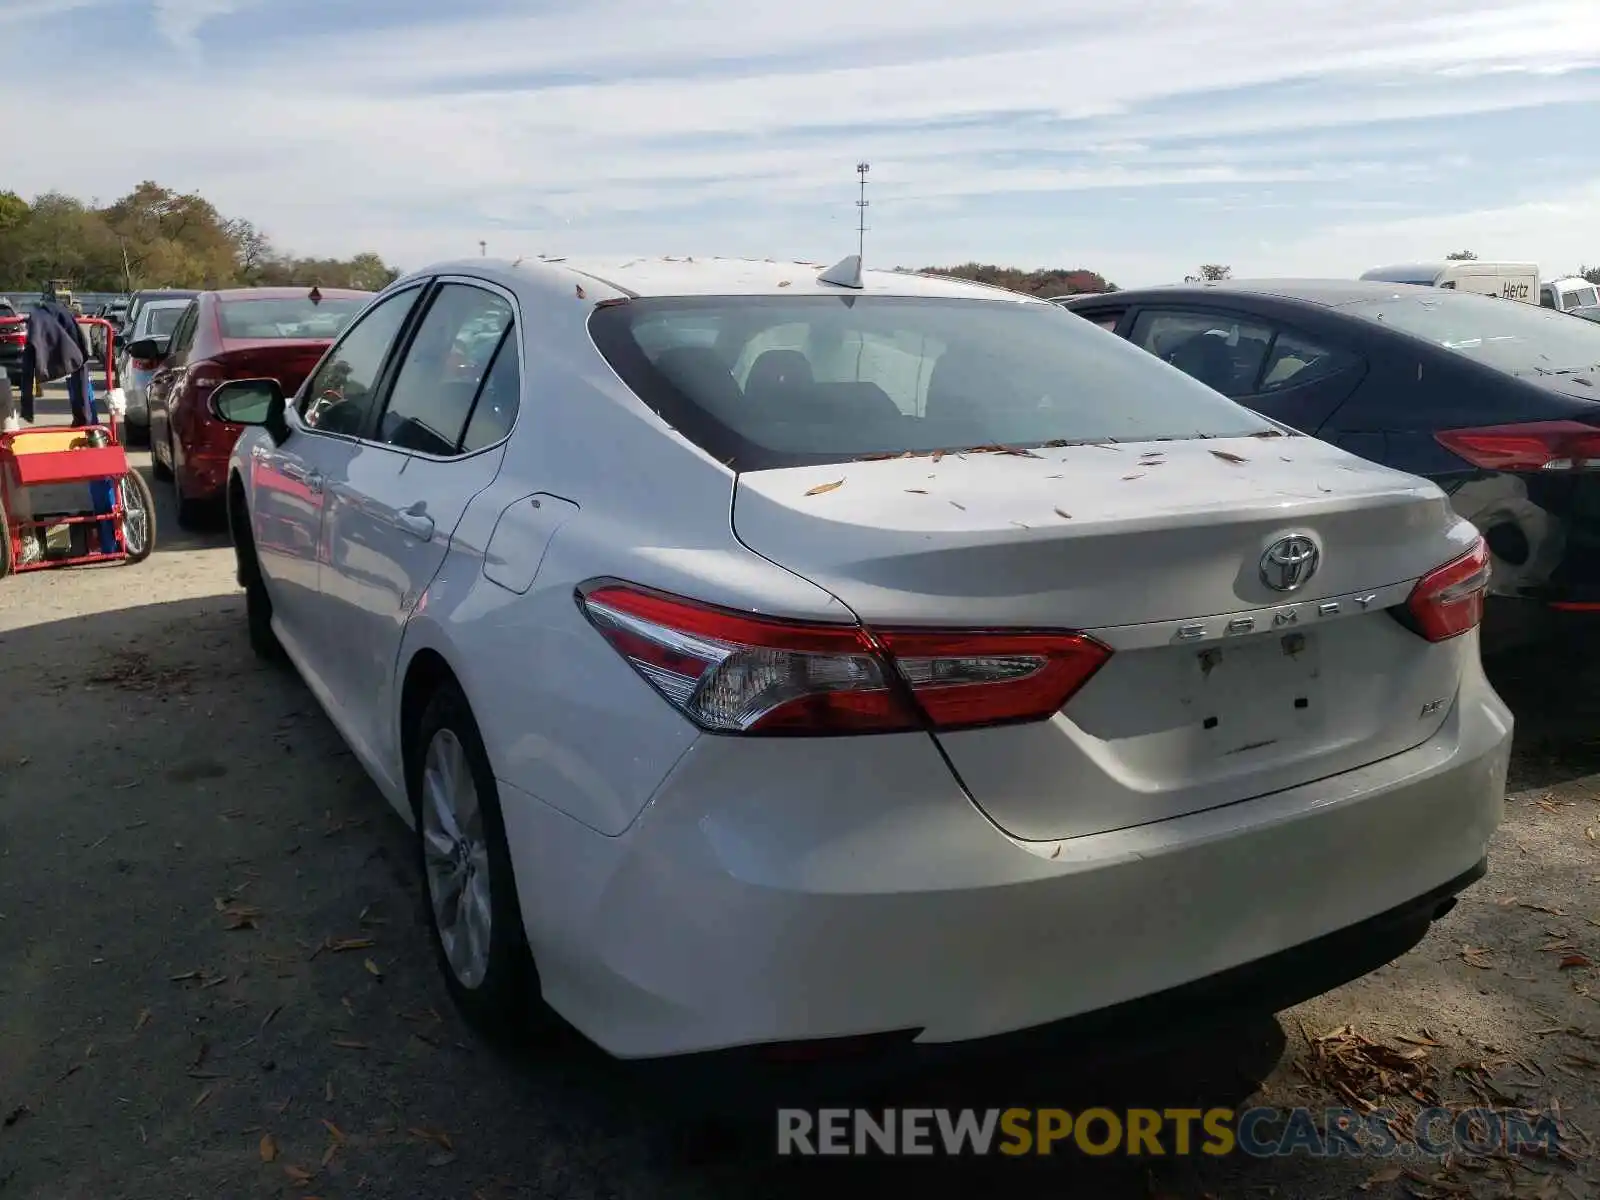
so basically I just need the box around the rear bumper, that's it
[499,652,1512,1059]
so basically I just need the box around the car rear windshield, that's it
[587,295,1278,470]
[218,297,368,340]
[146,306,186,337]
[1343,292,1600,376]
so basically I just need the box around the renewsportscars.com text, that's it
[776,1106,1562,1159]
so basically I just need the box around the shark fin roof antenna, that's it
[818,162,870,289]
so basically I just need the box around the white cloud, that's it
[1,0,1597,282]
[152,0,254,53]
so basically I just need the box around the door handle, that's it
[394,505,435,541]
[281,464,324,494]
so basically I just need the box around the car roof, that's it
[206,286,371,301]
[1063,278,1440,309]
[401,256,1038,304]
[132,288,199,299]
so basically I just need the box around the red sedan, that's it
[137,287,372,527]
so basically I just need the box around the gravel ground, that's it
[2,388,1598,1198]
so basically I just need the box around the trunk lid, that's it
[212,339,332,397]
[732,434,1479,840]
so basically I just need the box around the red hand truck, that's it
[0,317,157,576]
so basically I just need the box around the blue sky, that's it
[3,0,1599,286]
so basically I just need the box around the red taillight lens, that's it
[132,358,160,371]
[1403,539,1491,642]
[1436,421,1600,472]
[577,582,1111,735]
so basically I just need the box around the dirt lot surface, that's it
[2,389,1599,1198]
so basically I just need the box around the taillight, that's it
[133,358,160,371]
[1400,539,1491,642]
[1436,421,1600,472]
[576,581,1112,736]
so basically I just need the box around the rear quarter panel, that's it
[393,286,856,836]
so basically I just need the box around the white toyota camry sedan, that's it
[215,255,1512,1061]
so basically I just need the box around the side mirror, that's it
[125,337,165,361]
[210,378,289,444]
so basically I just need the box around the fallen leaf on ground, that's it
[427,1151,459,1168]
[1210,450,1248,464]
[1459,945,1494,969]
[3,1105,31,1128]
[1361,1166,1403,1189]
[904,488,928,494]
[1054,508,1072,519]
[331,1039,367,1050]
[327,937,374,953]
[322,1119,346,1143]
[134,1008,151,1031]
[949,500,966,510]
[283,1164,313,1185]
[804,479,845,497]
[410,1127,455,1152]
[260,1133,278,1162]
[1522,903,1566,916]
[1560,954,1593,970]
[192,1086,215,1111]
[1121,473,1145,481]
[364,958,382,979]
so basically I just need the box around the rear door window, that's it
[1256,330,1360,393]
[1128,309,1273,397]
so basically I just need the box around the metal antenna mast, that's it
[855,162,871,261]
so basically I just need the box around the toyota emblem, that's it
[1259,535,1320,593]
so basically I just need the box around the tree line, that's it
[917,263,1115,296]
[0,182,401,296]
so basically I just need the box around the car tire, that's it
[230,498,283,663]
[408,680,545,1042]
[169,432,207,530]
[150,431,172,481]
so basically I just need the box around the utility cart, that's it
[0,317,155,576]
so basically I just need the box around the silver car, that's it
[214,256,1511,1060]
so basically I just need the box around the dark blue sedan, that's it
[1059,281,1600,648]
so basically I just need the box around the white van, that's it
[1539,275,1600,311]
[1359,261,1539,303]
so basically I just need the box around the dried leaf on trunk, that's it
[804,479,845,497]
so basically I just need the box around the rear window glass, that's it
[146,306,186,337]
[1343,292,1600,376]
[588,296,1277,469]
[218,296,368,340]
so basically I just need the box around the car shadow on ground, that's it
[0,594,1303,1199]
[0,595,1594,1199]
